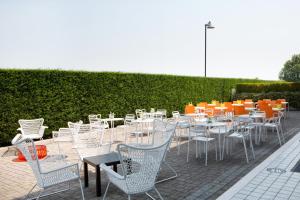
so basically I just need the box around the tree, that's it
[279,54,300,82]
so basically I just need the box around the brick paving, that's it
[1,112,300,200]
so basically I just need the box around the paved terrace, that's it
[1,112,300,200]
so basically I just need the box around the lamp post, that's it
[204,21,214,77]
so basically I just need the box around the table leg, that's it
[113,164,118,172]
[84,162,88,187]
[96,165,101,196]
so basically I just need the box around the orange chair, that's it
[234,105,247,116]
[245,99,253,102]
[261,105,274,119]
[185,104,195,114]
[224,102,233,112]
[197,102,208,108]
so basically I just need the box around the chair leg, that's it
[36,189,43,200]
[103,182,110,200]
[249,134,255,159]
[25,183,37,200]
[242,138,249,163]
[154,187,164,200]
[78,178,85,200]
[276,126,282,146]
[280,125,285,143]
[195,140,198,158]
[215,140,218,161]
[128,194,131,200]
[205,141,208,166]
[187,136,190,163]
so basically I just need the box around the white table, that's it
[103,118,124,143]
[131,118,155,143]
[185,113,207,117]
[272,107,285,112]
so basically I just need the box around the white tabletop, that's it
[185,113,207,117]
[207,104,217,106]
[272,108,285,111]
[197,121,228,127]
[232,104,244,106]
[215,107,227,110]
[281,102,288,104]
[239,114,265,119]
[245,107,256,111]
[103,118,124,121]
[133,118,154,123]
[195,106,205,110]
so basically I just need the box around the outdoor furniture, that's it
[103,117,124,143]
[11,134,85,200]
[117,114,136,143]
[83,152,120,197]
[101,136,170,199]
[190,121,218,166]
[226,120,255,163]
[262,111,285,146]
[52,128,73,155]
[18,118,48,140]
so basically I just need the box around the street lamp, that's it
[204,21,214,77]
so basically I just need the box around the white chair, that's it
[101,137,170,199]
[88,114,109,129]
[117,114,136,143]
[12,134,85,200]
[172,111,180,118]
[18,118,48,140]
[190,121,217,166]
[226,120,255,163]
[262,111,285,146]
[70,123,111,162]
[52,128,73,155]
[157,109,167,118]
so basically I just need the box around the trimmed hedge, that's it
[236,82,300,93]
[0,69,266,146]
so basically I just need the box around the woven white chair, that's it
[157,109,167,118]
[70,123,111,162]
[101,139,170,200]
[12,134,85,200]
[117,114,136,143]
[88,114,109,129]
[18,118,48,140]
[52,128,73,155]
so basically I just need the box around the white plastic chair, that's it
[18,118,48,140]
[70,123,111,162]
[101,138,170,199]
[12,134,85,200]
[117,114,136,143]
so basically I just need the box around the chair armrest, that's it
[100,163,124,180]
[41,163,79,175]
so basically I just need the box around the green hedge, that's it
[0,69,266,146]
[236,82,300,93]
[234,92,300,109]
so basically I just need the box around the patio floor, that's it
[1,111,300,200]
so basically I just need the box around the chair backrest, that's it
[135,109,144,119]
[185,104,195,114]
[197,102,208,108]
[12,135,43,187]
[151,119,177,147]
[117,140,169,193]
[172,111,180,118]
[224,102,233,112]
[88,114,101,124]
[18,118,44,136]
[157,109,167,118]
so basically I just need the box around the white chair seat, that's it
[209,127,229,134]
[228,132,249,138]
[22,134,42,140]
[192,136,215,142]
[263,123,277,128]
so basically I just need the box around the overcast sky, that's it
[0,0,300,80]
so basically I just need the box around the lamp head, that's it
[205,21,215,29]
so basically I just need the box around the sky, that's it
[0,0,300,80]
